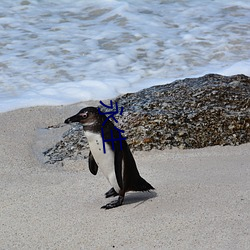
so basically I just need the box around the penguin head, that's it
[65,107,103,128]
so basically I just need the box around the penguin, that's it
[65,106,154,209]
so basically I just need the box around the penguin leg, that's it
[101,195,124,209]
[101,189,125,209]
[105,187,118,198]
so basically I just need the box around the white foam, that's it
[0,0,250,112]
[218,60,250,76]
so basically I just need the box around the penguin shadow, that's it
[122,190,157,208]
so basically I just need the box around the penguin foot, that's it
[105,187,118,198]
[101,196,124,209]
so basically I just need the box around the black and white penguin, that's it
[65,107,154,209]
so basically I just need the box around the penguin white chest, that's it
[84,131,120,192]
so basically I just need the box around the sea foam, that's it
[0,0,249,112]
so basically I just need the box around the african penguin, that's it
[65,107,154,209]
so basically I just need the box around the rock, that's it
[43,74,250,164]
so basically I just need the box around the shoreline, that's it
[0,103,249,249]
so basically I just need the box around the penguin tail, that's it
[132,176,154,192]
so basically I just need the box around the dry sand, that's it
[0,102,249,249]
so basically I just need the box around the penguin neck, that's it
[82,116,114,133]
[82,121,102,133]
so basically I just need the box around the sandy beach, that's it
[0,102,249,249]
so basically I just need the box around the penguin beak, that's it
[64,114,81,124]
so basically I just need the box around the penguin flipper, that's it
[88,151,98,175]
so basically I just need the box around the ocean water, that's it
[0,0,250,112]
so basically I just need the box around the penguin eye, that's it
[79,112,88,119]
